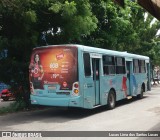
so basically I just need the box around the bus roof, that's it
[33,44,149,60]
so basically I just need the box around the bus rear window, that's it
[29,46,78,90]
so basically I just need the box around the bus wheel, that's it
[137,86,144,99]
[107,90,116,109]
[3,97,9,101]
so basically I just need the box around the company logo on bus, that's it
[56,53,64,60]
[63,82,68,87]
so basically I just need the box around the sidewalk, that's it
[151,81,160,86]
[0,99,15,109]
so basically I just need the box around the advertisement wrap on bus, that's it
[29,46,78,93]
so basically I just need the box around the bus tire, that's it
[3,97,9,101]
[137,86,144,99]
[107,90,116,109]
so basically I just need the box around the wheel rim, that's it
[109,93,115,107]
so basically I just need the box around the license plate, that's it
[1,94,6,97]
[48,86,56,90]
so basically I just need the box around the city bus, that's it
[29,44,151,109]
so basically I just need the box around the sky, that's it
[145,13,160,36]
[156,29,160,36]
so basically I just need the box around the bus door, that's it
[83,53,101,108]
[126,61,132,96]
[92,58,100,105]
[146,63,151,91]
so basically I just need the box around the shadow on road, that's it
[0,95,148,129]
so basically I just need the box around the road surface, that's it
[0,85,160,140]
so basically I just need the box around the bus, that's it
[29,44,151,109]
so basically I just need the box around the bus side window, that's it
[116,57,126,74]
[83,53,91,77]
[133,59,140,73]
[103,55,115,75]
[139,60,146,73]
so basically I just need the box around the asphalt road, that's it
[0,85,160,140]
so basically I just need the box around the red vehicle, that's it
[0,89,15,101]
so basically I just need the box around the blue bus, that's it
[29,45,151,109]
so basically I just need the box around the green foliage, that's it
[62,1,77,16]
[25,10,37,23]
[49,2,62,13]
[81,0,160,66]
[0,100,26,115]
[0,0,98,86]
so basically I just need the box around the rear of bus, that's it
[29,45,81,107]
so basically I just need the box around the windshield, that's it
[29,46,78,90]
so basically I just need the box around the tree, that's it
[0,0,98,84]
[81,0,160,64]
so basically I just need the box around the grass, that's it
[0,100,48,115]
[0,100,26,115]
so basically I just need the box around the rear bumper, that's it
[1,94,11,99]
[30,95,83,108]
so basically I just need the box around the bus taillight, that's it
[72,82,79,96]
[74,83,79,88]
[74,89,79,94]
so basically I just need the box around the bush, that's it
[0,100,27,115]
